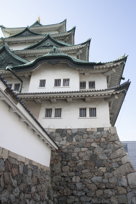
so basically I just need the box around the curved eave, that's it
[0,44,28,69]
[11,54,128,77]
[18,82,129,100]
[0,19,67,37]
[110,81,130,126]
[24,34,71,50]
[0,27,76,45]
[7,27,42,38]
[15,38,91,61]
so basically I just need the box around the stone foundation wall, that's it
[0,147,53,204]
[50,127,136,204]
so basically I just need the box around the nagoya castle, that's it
[0,19,136,204]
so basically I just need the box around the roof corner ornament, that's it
[37,16,40,23]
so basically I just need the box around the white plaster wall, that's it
[80,73,107,90]
[26,101,41,119]
[0,100,51,167]
[38,99,111,129]
[29,63,80,92]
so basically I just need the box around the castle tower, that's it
[0,20,136,203]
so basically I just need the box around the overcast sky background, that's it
[0,0,135,141]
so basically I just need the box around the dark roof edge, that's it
[11,52,128,71]
[18,81,130,96]
[1,19,67,30]
[7,27,43,38]
[112,80,130,126]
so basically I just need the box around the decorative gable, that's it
[9,27,41,38]
[25,35,68,50]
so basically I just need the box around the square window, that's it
[89,81,95,89]
[8,84,12,89]
[63,79,70,86]
[80,81,86,89]
[79,108,86,117]
[39,79,46,87]
[45,109,52,118]
[54,79,61,87]
[54,108,62,118]
[14,83,20,91]
[89,108,96,117]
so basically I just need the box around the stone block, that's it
[111,148,126,159]
[122,155,130,164]
[118,176,128,187]
[127,172,136,188]
[0,159,5,171]
[104,189,114,198]
[96,189,103,196]
[118,186,127,195]
[72,176,80,182]
[2,149,8,159]
[117,195,128,204]
[113,163,133,176]
[91,176,102,183]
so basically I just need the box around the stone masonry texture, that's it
[50,127,136,204]
[0,147,53,204]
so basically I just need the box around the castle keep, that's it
[0,19,136,203]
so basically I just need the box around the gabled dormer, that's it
[8,27,42,38]
[0,44,28,70]
[25,34,70,50]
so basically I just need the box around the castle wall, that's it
[28,64,107,93]
[39,99,110,129]
[0,100,51,167]
[29,64,80,93]
[0,147,53,203]
[50,127,136,204]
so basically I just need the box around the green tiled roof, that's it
[11,47,127,72]
[25,34,71,50]
[0,44,28,69]
[8,27,43,38]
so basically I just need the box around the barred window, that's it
[14,83,20,92]
[39,79,46,87]
[79,108,86,117]
[63,79,70,86]
[8,84,12,89]
[45,109,52,118]
[54,79,61,87]
[89,108,96,117]
[80,81,86,89]
[54,108,62,118]
[89,81,95,89]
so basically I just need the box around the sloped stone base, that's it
[50,127,136,204]
[0,147,53,204]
